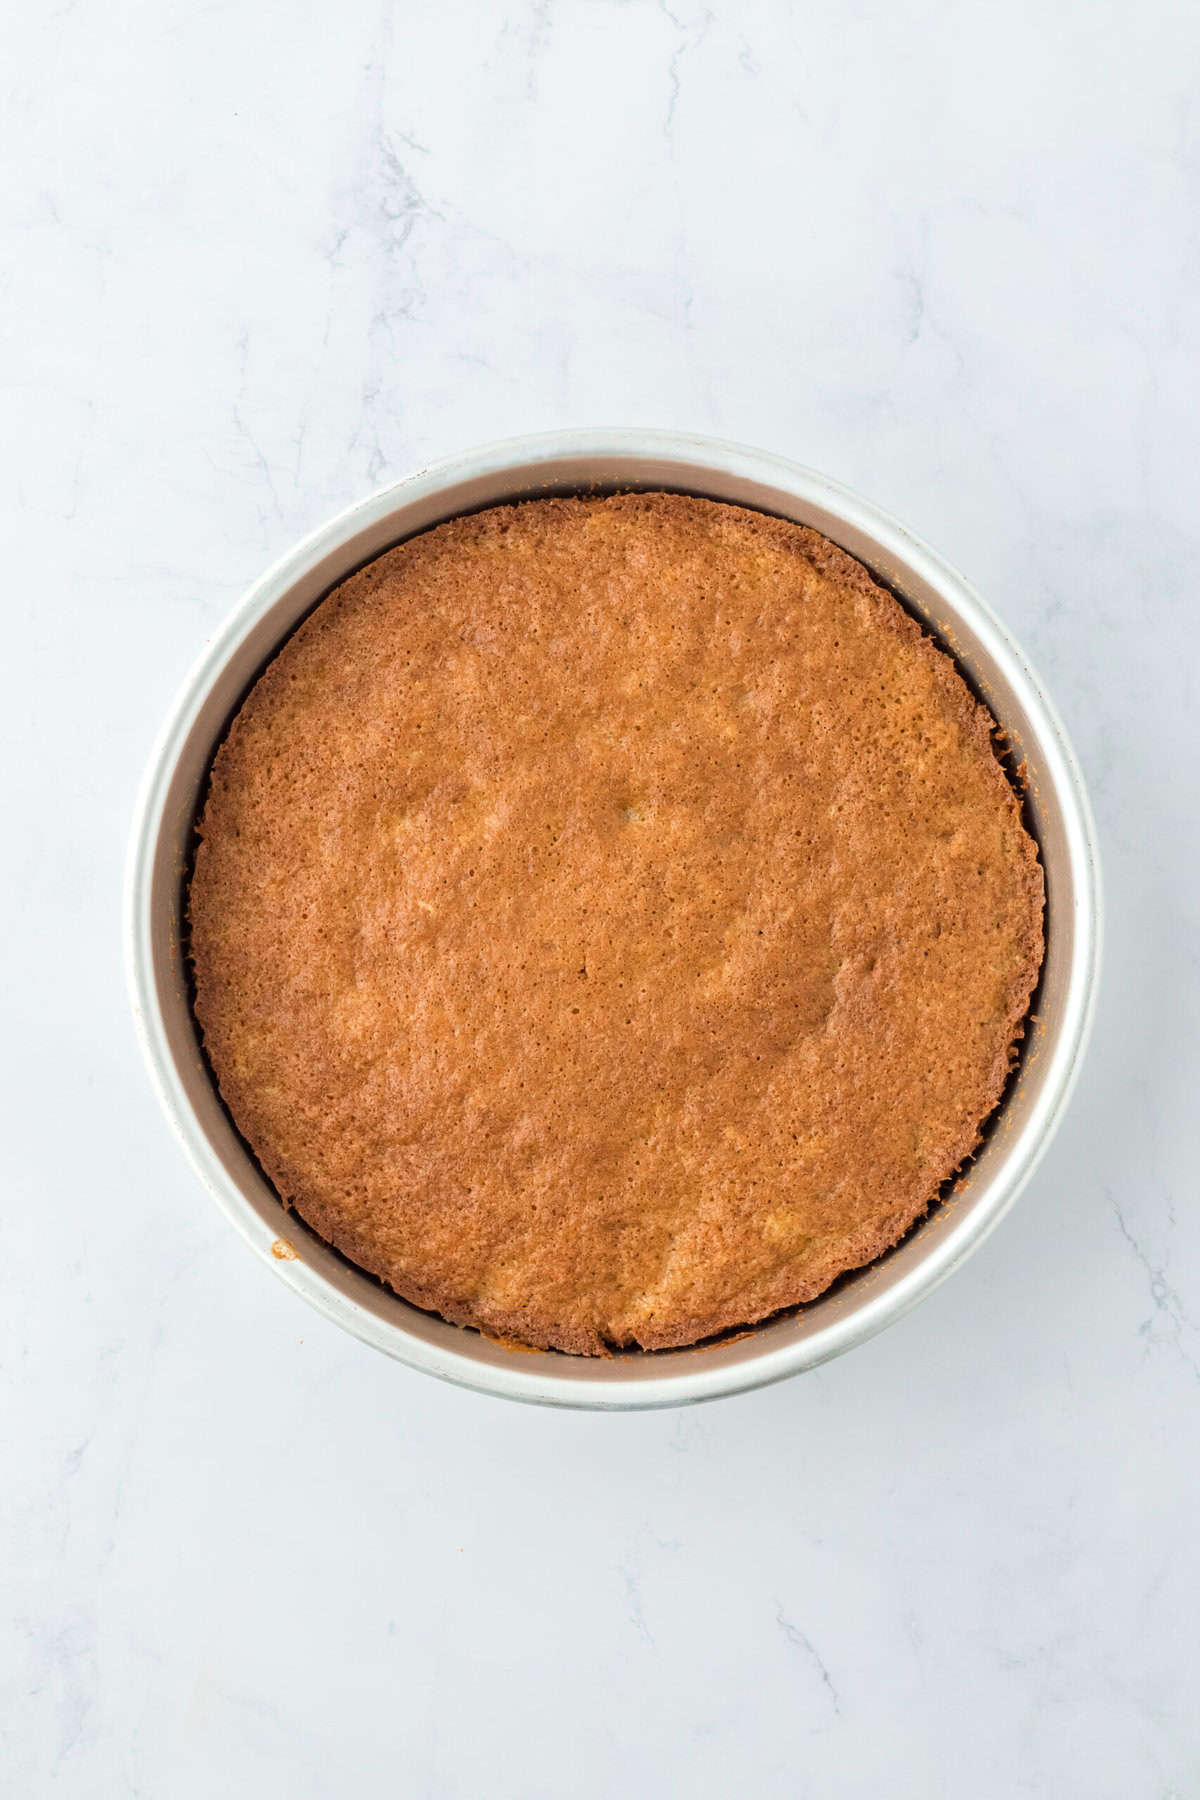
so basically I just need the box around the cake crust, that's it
[188,494,1044,1353]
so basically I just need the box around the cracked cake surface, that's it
[188,493,1044,1354]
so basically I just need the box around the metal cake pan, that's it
[126,430,1101,1408]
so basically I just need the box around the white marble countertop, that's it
[4,2,1198,1793]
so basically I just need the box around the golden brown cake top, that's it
[189,493,1043,1353]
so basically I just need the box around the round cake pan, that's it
[126,431,1101,1409]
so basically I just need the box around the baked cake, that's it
[188,494,1044,1353]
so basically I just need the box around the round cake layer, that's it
[189,494,1043,1353]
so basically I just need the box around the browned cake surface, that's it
[189,494,1043,1353]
